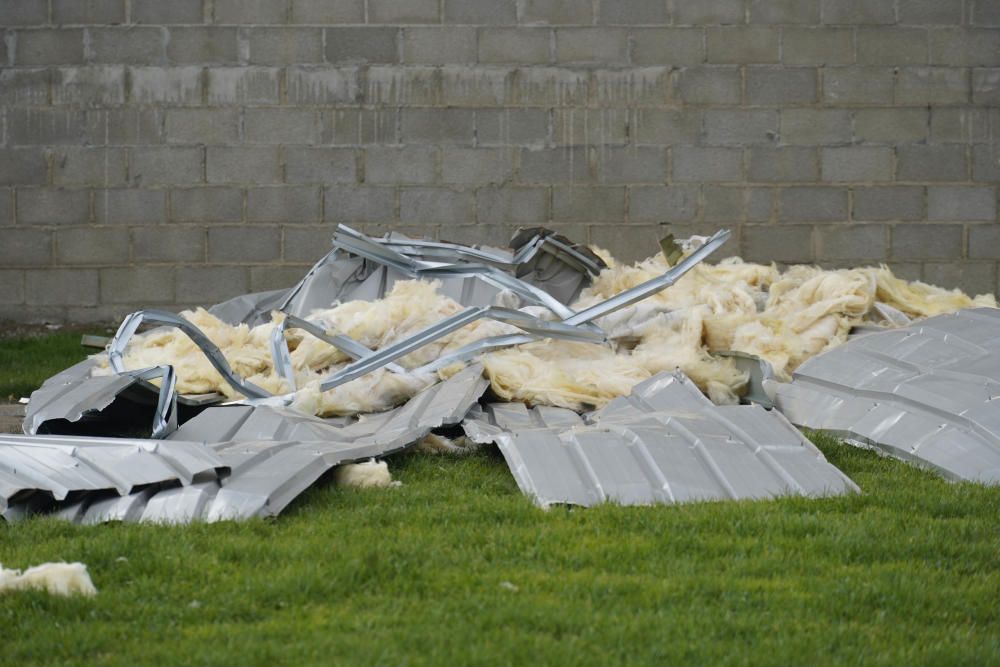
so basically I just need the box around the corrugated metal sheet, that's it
[464,372,859,508]
[770,307,1000,484]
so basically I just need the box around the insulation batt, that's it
[0,562,98,597]
[334,460,398,488]
[93,252,996,416]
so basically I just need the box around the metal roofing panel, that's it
[771,308,1000,484]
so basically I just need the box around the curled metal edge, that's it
[128,365,179,439]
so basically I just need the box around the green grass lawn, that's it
[1,334,999,665]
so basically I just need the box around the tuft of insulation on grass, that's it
[0,562,98,597]
[334,460,399,488]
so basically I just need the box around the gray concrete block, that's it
[283,226,337,262]
[782,28,853,65]
[325,185,395,222]
[251,265,309,292]
[285,147,357,183]
[53,0,125,24]
[822,67,894,104]
[400,187,474,223]
[247,27,324,64]
[175,266,249,304]
[521,0,592,24]
[632,109,701,145]
[214,0,288,24]
[247,186,321,222]
[325,28,398,64]
[891,223,963,260]
[245,108,320,144]
[553,108,628,146]
[519,147,590,183]
[208,225,281,262]
[896,144,968,181]
[479,28,550,64]
[165,109,239,144]
[780,109,851,144]
[853,186,925,221]
[170,187,243,221]
[597,147,667,184]
[82,108,165,145]
[324,109,397,144]
[7,108,89,145]
[746,67,817,104]
[815,224,887,261]
[206,66,282,104]
[0,149,48,185]
[968,224,1000,259]
[588,224,663,263]
[476,186,548,224]
[593,68,671,106]
[130,147,204,186]
[707,27,781,64]
[369,0,439,23]
[598,0,669,24]
[133,0,203,24]
[51,66,126,106]
[972,0,1000,25]
[443,0,516,24]
[129,66,202,104]
[972,144,1000,182]
[923,260,996,295]
[100,267,175,304]
[0,229,52,266]
[207,147,282,183]
[95,189,165,224]
[896,67,970,105]
[167,27,239,63]
[132,226,205,262]
[930,29,1000,67]
[477,109,549,146]
[88,27,165,65]
[930,108,990,143]
[556,28,629,64]
[0,68,50,106]
[927,186,997,221]
[26,269,99,306]
[701,185,744,222]
[742,224,815,263]
[673,146,743,182]
[290,0,363,23]
[857,27,928,66]
[55,227,129,265]
[366,65,441,105]
[286,66,360,104]
[746,187,775,221]
[675,66,741,105]
[510,67,589,106]
[748,147,817,182]
[630,28,705,65]
[821,0,894,24]
[749,0,820,24]
[15,29,86,65]
[18,189,90,225]
[440,66,511,106]
[629,185,698,222]
[51,147,127,186]
[821,146,893,182]
[899,0,962,24]
[705,110,778,145]
[401,109,474,144]
[441,148,513,185]
[973,68,1000,105]
[779,186,848,221]
[854,108,928,143]
[403,27,476,63]
[0,0,50,25]
[366,146,437,184]
[553,186,625,221]
[0,271,25,305]
[0,189,11,226]
[673,0,745,25]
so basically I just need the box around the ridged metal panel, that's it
[771,307,1000,484]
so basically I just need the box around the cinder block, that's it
[369,0,438,23]
[133,0,203,23]
[400,187,474,223]
[95,189,165,224]
[215,0,288,24]
[88,27,165,65]
[401,109,474,144]
[207,147,282,183]
[972,145,1000,182]
[749,0,820,24]
[597,147,668,184]
[705,110,778,145]
[896,68,969,105]
[53,0,126,24]
[973,68,1000,105]
[325,185,395,222]
[441,148,513,185]
[284,147,357,183]
[0,271,25,305]
[675,66,741,105]
[630,28,704,65]
[852,186,924,221]
[780,109,851,144]
[930,29,1000,67]
[923,260,996,295]
[365,146,437,184]
[553,108,628,146]
[15,29,86,65]
[443,0,516,24]
[283,226,337,262]
[166,27,239,63]
[477,109,549,146]
[438,224,515,248]
[598,0,669,24]
[821,0,895,24]
[629,185,698,222]
[26,269,99,306]
[588,225,662,263]
[251,266,309,291]
[291,0,364,23]
[742,225,814,263]
[968,224,1000,259]
[247,186,321,222]
[170,187,243,221]
[702,185,745,221]
[927,186,997,221]
[175,266,250,304]
[821,147,893,182]
[324,28,398,64]
[55,227,129,264]
[748,147,817,182]
[245,108,321,144]
[285,66,360,104]
[101,267,175,303]
[746,67,817,104]
[511,67,589,106]
[208,226,281,262]
[129,66,203,104]
[479,28,550,64]
[368,64,441,106]
[51,66,125,107]
[132,226,205,262]
[673,0,745,25]
[1,0,50,25]
[324,109,397,144]
[747,187,775,220]
[972,0,1000,25]
[247,27,324,64]
[51,147,127,186]
[779,187,848,221]
[707,28,781,64]
[521,0,592,24]
[822,67,894,104]
[519,147,590,183]
[82,108,165,145]
[0,229,52,266]
[632,109,701,145]
[782,28,853,65]
[892,224,963,260]
[815,224,887,260]
[593,68,671,106]
[857,28,927,66]
[8,108,89,145]
[476,186,548,224]
[0,149,48,185]
[440,66,513,106]
[553,186,625,221]
[0,68,49,106]
[165,109,239,144]
[897,145,968,181]
[0,189,11,226]
[854,108,928,143]
[18,189,90,225]
[673,146,743,182]
[403,27,476,63]
[556,29,628,64]
[899,0,962,24]
[130,147,204,186]
[207,67,281,104]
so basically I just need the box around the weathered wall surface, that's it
[0,0,998,322]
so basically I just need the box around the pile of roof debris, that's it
[3,225,999,524]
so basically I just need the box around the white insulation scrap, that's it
[92,249,997,416]
[0,562,98,597]
[334,460,399,489]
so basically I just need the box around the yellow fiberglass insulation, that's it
[92,249,997,417]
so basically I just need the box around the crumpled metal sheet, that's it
[770,307,1000,484]
[464,372,859,508]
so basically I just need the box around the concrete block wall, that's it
[0,0,998,322]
